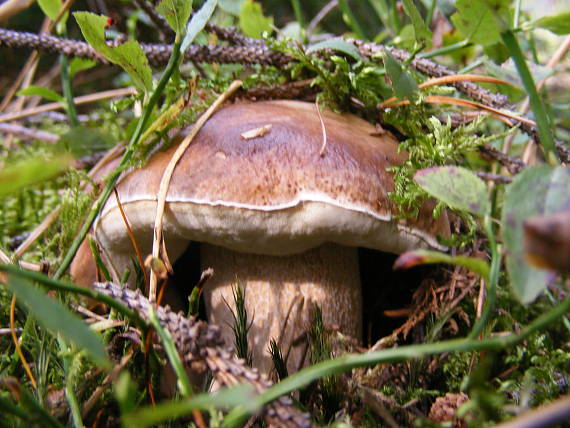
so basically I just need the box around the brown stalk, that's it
[380,74,512,108]
[10,295,37,389]
[114,189,149,291]
[384,95,536,127]
[2,249,46,392]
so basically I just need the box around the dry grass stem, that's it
[0,249,10,263]
[148,80,243,301]
[81,346,135,418]
[1,0,76,113]
[315,101,328,157]
[14,208,60,257]
[0,87,137,123]
[384,95,536,126]
[0,123,59,143]
[0,0,35,22]
[72,304,108,322]
[380,74,512,108]
[114,189,149,290]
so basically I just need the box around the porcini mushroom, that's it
[73,100,450,374]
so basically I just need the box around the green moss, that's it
[305,306,344,423]
[386,111,489,216]
[270,37,392,110]
[45,170,92,265]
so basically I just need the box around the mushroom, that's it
[72,100,450,374]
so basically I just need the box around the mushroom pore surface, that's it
[80,100,450,373]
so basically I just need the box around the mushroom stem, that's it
[201,243,362,374]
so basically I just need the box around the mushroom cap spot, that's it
[94,100,450,256]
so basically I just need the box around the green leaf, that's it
[123,385,257,428]
[533,12,570,35]
[115,373,138,416]
[0,156,72,197]
[306,38,363,61]
[0,383,63,428]
[239,0,273,39]
[338,0,367,40]
[6,274,110,367]
[394,24,418,50]
[502,165,570,303]
[69,57,96,78]
[451,0,510,46]
[74,12,153,93]
[401,0,431,44]
[222,294,570,426]
[414,166,489,217]
[394,249,490,280]
[368,0,390,27]
[17,85,64,103]
[156,0,193,35]
[0,395,29,420]
[181,0,217,53]
[38,0,62,20]
[148,307,193,397]
[383,50,419,101]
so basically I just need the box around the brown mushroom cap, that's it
[82,100,451,374]
[94,100,449,260]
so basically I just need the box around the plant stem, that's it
[122,385,256,428]
[419,39,471,59]
[15,384,65,428]
[545,289,570,333]
[61,344,85,428]
[148,308,193,396]
[513,0,522,29]
[223,295,570,427]
[0,264,144,326]
[0,395,31,420]
[338,0,367,40]
[458,58,485,74]
[290,0,305,28]
[500,30,558,165]
[426,0,436,28]
[389,0,401,32]
[368,0,389,29]
[60,54,78,127]
[53,41,182,279]
[468,215,500,339]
